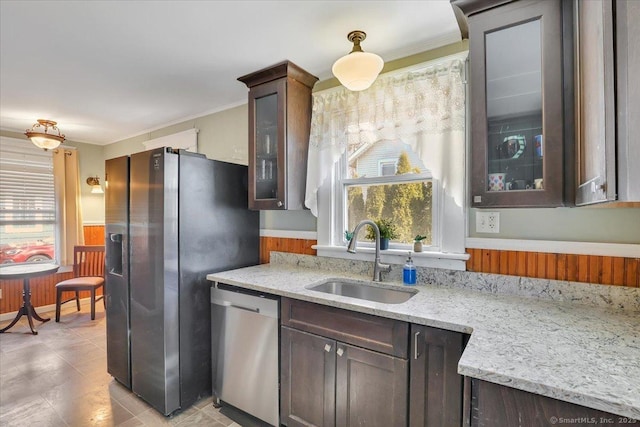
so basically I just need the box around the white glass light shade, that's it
[25,119,65,150]
[332,51,384,91]
[29,135,63,150]
[91,185,104,194]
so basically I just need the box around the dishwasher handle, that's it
[211,285,279,319]
[211,298,260,314]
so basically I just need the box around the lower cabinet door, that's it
[471,379,632,427]
[409,324,465,427]
[335,343,409,427]
[281,326,336,427]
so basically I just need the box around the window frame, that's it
[338,171,440,251]
[313,54,470,270]
[378,158,399,176]
[0,136,56,265]
[316,152,467,271]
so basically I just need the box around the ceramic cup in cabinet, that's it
[488,173,506,191]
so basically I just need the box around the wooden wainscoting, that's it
[0,271,75,315]
[84,225,105,245]
[466,248,639,287]
[0,224,107,316]
[259,236,317,264]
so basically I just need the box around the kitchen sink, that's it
[306,280,417,304]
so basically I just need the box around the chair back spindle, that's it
[73,245,105,278]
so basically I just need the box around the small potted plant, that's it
[365,219,398,250]
[413,235,427,252]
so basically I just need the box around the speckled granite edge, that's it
[270,252,640,312]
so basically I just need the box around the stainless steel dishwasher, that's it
[211,283,279,426]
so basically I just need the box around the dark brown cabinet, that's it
[280,298,409,427]
[456,0,574,207]
[238,61,318,210]
[470,379,633,426]
[575,0,640,205]
[410,324,467,427]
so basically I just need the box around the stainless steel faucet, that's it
[347,220,392,282]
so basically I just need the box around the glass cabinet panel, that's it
[467,0,567,207]
[254,93,278,200]
[485,19,543,192]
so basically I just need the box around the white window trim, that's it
[316,151,468,270]
[314,54,469,270]
[378,158,398,176]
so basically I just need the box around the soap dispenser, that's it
[403,252,417,285]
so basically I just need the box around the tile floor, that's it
[0,301,240,427]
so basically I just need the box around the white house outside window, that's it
[306,53,469,269]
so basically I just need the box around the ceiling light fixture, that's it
[86,176,104,194]
[24,119,66,150]
[332,30,384,91]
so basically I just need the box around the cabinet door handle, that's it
[324,344,332,353]
[414,331,421,360]
[277,200,283,207]
[337,347,344,357]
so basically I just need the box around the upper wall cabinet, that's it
[454,0,574,208]
[574,0,616,205]
[614,0,640,203]
[238,61,318,210]
[575,0,640,205]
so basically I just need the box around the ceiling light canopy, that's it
[25,119,66,150]
[332,30,384,92]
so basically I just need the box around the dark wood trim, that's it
[281,297,409,358]
[469,0,567,207]
[280,326,336,427]
[451,0,514,17]
[471,379,632,426]
[238,60,318,89]
[409,324,466,427]
[336,343,408,427]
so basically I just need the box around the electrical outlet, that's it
[476,211,500,233]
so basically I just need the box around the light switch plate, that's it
[476,211,500,233]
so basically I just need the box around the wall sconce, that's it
[25,119,66,150]
[86,176,104,194]
[332,30,384,91]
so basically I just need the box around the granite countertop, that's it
[207,255,640,419]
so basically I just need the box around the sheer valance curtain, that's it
[305,57,467,217]
[53,148,84,265]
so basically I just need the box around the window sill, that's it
[313,245,469,271]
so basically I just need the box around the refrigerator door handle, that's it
[211,299,260,314]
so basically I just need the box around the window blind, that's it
[0,138,55,228]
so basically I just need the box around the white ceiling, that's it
[0,1,460,145]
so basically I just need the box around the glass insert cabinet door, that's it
[247,78,287,209]
[254,93,278,200]
[469,0,567,207]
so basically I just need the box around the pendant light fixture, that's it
[332,30,384,91]
[24,119,66,150]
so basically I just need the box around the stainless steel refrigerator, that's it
[105,148,260,416]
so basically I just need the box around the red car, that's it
[0,242,55,264]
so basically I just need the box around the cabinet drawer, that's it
[281,298,409,358]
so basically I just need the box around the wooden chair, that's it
[55,245,105,322]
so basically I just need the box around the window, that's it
[0,137,56,264]
[344,142,434,246]
[378,159,398,176]
[307,54,469,269]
